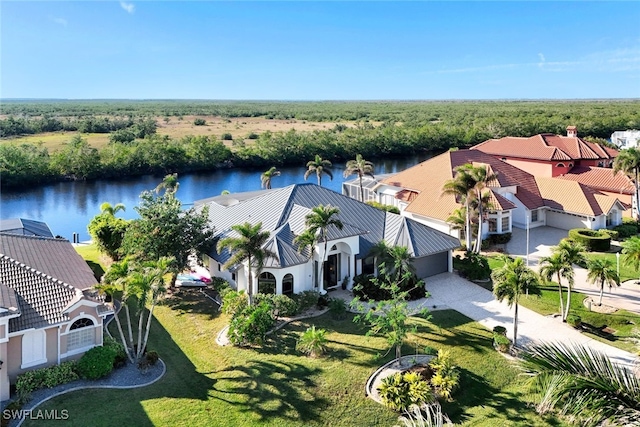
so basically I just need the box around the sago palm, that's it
[296,325,328,357]
[586,258,620,306]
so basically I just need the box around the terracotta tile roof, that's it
[557,166,635,195]
[471,133,615,162]
[488,190,517,211]
[535,177,623,216]
[380,150,544,221]
[396,189,419,203]
[0,233,98,290]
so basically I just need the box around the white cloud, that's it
[537,53,545,68]
[50,16,68,27]
[120,1,135,14]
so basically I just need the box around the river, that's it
[0,154,433,242]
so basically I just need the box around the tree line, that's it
[0,115,158,138]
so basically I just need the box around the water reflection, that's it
[1,153,434,241]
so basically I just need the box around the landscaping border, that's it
[365,354,435,403]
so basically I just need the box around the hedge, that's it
[568,228,610,252]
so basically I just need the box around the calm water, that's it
[0,154,433,242]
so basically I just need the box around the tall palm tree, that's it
[538,252,573,320]
[343,154,375,201]
[217,222,276,305]
[586,258,620,306]
[260,166,281,189]
[613,148,640,220]
[100,202,126,216]
[492,256,540,346]
[446,207,467,238]
[304,205,343,290]
[519,342,640,426]
[555,239,587,321]
[622,236,640,283]
[442,165,477,252]
[154,173,179,195]
[294,229,318,286]
[304,155,333,186]
[467,165,497,253]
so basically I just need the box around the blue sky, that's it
[2,1,639,100]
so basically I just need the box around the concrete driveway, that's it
[504,226,640,314]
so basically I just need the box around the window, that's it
[231,273,236,282]
[282,274,294,296]
[363,256,375,275]
[258,272,276,294]
[501,216,509,232]
[488,218,497,233]
[530,209,538,222]
[21,329,46,369]
[556,163,565,168]
[67,318,96,353]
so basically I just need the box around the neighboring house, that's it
[0,218,54,238]
[348,147,627,240]
[471,126,618,177]
[195,183,460,295]
[0,233,112,401]
[611,130,640,149]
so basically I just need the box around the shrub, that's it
[210,277,231,294]
[221,133,233,140]
[76,345,117,380]
[296,325,328,357]
[193,118,206,126]
[568,229,611,252]
[291,290,319,313]
[453,252,491,280]
[365,201,400,214]
[317,293,330,308]
[423,345,438,355]
[567,314,582,328]
[352,273,425,302]
[428,349,460,400]
[377,371,434,412]
[598,229,619,241]
[492,325,507,335]
[227,301,275,346]
[493,334,511,353]
[16,362,79,399]
[246,132,259,139]
[490,232,512,245]
[145,350,159,366]
[222,290,248,317]
[253,293,299,317]
[104,336,127,368]
[612,223,637,239]
[328,298,347,320]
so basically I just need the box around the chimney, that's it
[567,125,577,137]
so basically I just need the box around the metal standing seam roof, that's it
[196,183,460,268]
[0,233,98,290]
[0,219,55,238]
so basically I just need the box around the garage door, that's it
[546,210,587,230]
[412,251,448,278]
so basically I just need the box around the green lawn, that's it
[584,251,639,283]
[24,290,563,427]
[74,243,109,280]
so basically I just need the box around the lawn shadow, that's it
[212,360,328,424]
[160,288,221,320]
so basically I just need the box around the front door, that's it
[323,254,339,289]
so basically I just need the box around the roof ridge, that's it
[0,232,65,242]
[0,254,79,293]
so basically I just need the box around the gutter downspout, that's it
[57,325,61,365]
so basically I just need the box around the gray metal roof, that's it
[0,233,98,290]
[0,218,54,238]
[197,183,460,268]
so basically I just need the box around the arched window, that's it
[282,274,294,296]
[568,163,573,168]
[330,244,337,251]
[67,318,96,353]
[258,272,276,294]
[556,163,565,168]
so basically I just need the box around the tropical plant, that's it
[622,236,640,282]
[227,301,275,346]
[519,342,640,426]
[614,148,640,220]
[343,154,374,201]
[304,154,333,186]
[296,325,329,357]
[394,402,452,427]
[88,206,129,261]
[100,202,126,216]
[538,252,573,321]
[429,349,460,401]
[154,172,179,195]
[303,205,343,291]
[378,371,434,412]
[554,239,587,321]
[467,165,497,253]
[217,222,276,305]
[492,255,540,346]
[441,165,477,252]
[328,297,347,320]
[586,258,621,306]
[260,166,281,189]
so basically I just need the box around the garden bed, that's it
[365,354,435,404]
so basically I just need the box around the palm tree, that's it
[294,229,318,285]
[100,202,126,216]
[442,165,477,252]
[304,155,333,186]
[492,256,540,346]
[386,245,417,287]
[304,205,343,291]
[555,239,587,321]
[260,166,281,189]
[446,208,467,240]
[154,173,179,195]
[613,148,640,220]
[538,252,573,320]
[586,258,620,306]
[622,236,640,283]
[217,222,276,305]
[519,342,640,426]
[467,165,497,253]
[343,154,374,201]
